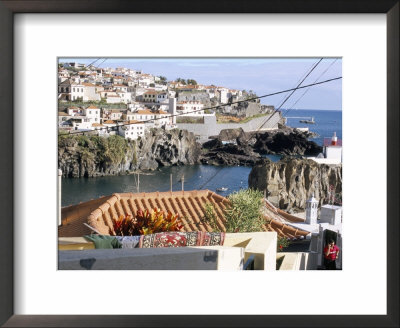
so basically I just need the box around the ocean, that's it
[61,109,342,207]
[283,109,342,146]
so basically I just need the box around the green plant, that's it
[277,237,290,252]
[224,189,265,233]
[203,202,219,231]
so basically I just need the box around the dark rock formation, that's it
[58,128,201,177]
[248,158,342,212]
[252,129,322,156]
[136,128,201,170]
[200,143,261,166]
[201,127,322,167]
[201,128,261,166]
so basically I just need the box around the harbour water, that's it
[62,109,342,207]
[283,109,342,146]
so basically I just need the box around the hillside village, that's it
[58,62,272,140]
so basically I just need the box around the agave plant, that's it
[135,208,183,235]
[111,208,183,236]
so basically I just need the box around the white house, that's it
[117,91,132,104]
[106,94,122,104]
[105,109,124,121]
[138,74,154,87]
[82,105,101,123]
[67,106,82,116]
[132,109,156,122]
[114,84,128,92]
[142,91,157,103]
[58,69,70,83]
[218,88,229,104]
[156,92,168,103]
[176,101,204,116]
[309,132,342,165]
[118,120,146,140]
[81,83,101,101]
[58,80,72,101]
[70,116,92,130]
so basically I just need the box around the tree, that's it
[175,78,186,85]
[187,79,197,85]
[159,76,167,82]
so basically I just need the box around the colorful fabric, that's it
[138,231,225,248]
[115,236,141,249]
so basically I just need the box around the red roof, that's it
[59,190,310,240]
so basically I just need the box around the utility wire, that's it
[276,60,321,112]
[283,58,339,117]
[59,76,342,136]
[253,58,323,133]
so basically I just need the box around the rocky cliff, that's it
[58,128,201,177]
[248,158,342,212]
[136,128,201,170]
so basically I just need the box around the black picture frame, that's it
[0,1,398,327]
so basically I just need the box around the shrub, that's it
[224,189,265,233]
[203,202,219,231]
[111,208,183,236]
[277,237,290,252]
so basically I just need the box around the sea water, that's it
[62,109,342,206]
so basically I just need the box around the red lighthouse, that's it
[331,132,338,146]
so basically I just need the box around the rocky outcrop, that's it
[251,129,322,156]
[58,135,136,178]
[200,127,322,167]
[58,128,201,177]
[136,128,201,170]
[248,158,342,212]
[200,143,261,166]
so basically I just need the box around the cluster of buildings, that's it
[58,62,247,140]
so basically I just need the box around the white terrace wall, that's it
[177,112,282,142]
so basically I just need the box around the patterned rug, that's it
[138,231,225,248]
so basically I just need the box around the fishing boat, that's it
[299,117,315,124]
[216,187,228,192]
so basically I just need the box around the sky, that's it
[60,58,342,110]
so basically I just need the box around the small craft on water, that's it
[299,117,316,124]
[216,187,228,192]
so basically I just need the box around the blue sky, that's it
[60,58,342,110]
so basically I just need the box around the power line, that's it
[276,59,322,110]
[253,58,323,134]
[283,58,339,117]
[59,76,342,136]
[276,58,323,111]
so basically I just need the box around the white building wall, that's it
[325,146,342,161]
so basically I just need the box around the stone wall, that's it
[178,112,282,142]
